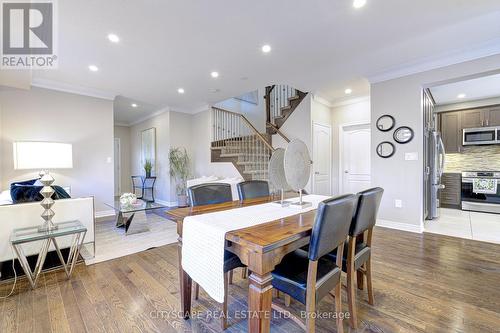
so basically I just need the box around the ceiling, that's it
[24,0,500,123]
[430,73,500,105]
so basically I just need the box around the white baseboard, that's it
[376,219,423,234]
[155,199,178,207]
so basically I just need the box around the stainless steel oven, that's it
[463,127,500,146]
[461,171,500,214]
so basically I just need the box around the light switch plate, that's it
[395,199,403,208]
[106,157,112,163]
[405,152,418,161]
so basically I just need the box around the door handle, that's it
[314,172,320,175]
[344,170,349,174]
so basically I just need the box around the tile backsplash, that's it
[445,145,500,172]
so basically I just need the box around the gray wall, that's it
[371,53,500,230]
[0,87,114,213]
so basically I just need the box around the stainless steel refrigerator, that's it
[427,131,446,219]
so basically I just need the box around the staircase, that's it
[211,84,306,182]
[266,84,307,135]
[211,107,273,181]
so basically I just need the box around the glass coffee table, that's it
[106,199,166,235]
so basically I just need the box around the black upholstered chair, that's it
[187,183,245,330]
[271,194,358,333]
[188,183,233,207]
[328,187,383,329]
[237,180,270,200]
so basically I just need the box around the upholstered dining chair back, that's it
[188,183,233,207]
[237,180,270,200]
[350,187,384,237]
[308,194,358,261]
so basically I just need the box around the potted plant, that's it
[169,147,191,207]
[144,159,153,178]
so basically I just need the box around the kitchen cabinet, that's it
[461,109,483,128]
[439,173,461,208]
[440,112,461,153]
[486,107,500,126]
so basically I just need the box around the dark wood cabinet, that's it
[439,173,461,208]
[461,109,483,128]
[440,112,461,153]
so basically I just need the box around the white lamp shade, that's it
[13,142,73,170]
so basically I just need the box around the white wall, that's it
[371,53,500,231]
[331,97,371,195]
[114,125,132,193]
[0,87,114,213]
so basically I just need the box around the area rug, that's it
[81,213,178,265]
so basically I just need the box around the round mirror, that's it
[376,141,395,158]
[376,115,395,132]
[393,126,414,144]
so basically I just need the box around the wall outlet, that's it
[395,199,403,208]
[405,152,418,161]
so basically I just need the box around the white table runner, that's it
[181,195,330,303]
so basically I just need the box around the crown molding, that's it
[114,122,130,127]
[31,77,118,100]
[331,95,370,108]
[171,103,210,115]
[311,94,334,108]
[367,38,500,84]
[128,107,170,126]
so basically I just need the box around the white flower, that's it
[120,193,137,206]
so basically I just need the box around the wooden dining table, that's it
[166,196,320,333]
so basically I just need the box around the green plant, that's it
[169,147,191,195]
[144,159,153,175]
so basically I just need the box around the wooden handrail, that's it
[212,107,275,152]
[266,122,290,143]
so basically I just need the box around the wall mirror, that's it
[376,141,395,158]
[394,126,414,144]
[376,115,395,132]
[141,128,156,175]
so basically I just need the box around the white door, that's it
[313,123,332,195]
[114,138,121,196]
[341,124,371,194]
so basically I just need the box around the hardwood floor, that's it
[1,226,500,333]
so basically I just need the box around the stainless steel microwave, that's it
[463,126,500,146]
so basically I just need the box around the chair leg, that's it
[366,257,374,305]
[221,272,229,330]
[347,240,358,329]
[357,268,364,290]
[229,270,234,285]
[284,294,291,307]
[194,282,200,300]
[334,283,344,333]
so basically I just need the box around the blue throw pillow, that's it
[10,181,71,204]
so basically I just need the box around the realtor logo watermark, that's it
[1,0,58,69]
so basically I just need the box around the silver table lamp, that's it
[284,139,312,209]
[13,142,73,231]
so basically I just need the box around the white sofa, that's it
[186,176,244,201]
[0,197,95,262]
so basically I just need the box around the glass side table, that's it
[10,220,87,289]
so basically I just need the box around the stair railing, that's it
[212,107,274,181]
[267,84,297,125]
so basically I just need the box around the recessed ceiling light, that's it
[457,93,466,99]
[131,103,138,108]
[177,88,185,94]
[88,65,99,72]
[261,44,271,53]
[345,88,353,95]
[353,0,367,9]
[211,71,219,78]
[107,33,120,43]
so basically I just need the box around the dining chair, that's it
[236,180,270,200]
[271,194,359,333]
[187,183,246,330]
[328,187,383,329]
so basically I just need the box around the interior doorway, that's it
[340,123,371,194]
[312,123,332,195]
[114,138,121,196]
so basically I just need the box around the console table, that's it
[10,220,87,288]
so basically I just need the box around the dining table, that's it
[166,195,321,333]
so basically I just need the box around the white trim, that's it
[367,38,500,84]
[435,96,500,112]
[312,122,332,195]
[155,199,178,207]
[114,122,130,127]
[114,138,121,196]
[95,210,116,219]
[172,104,210,115]
[31,78,117,100]
[338,121,371,194]
[128,107,170,126]
[376,219,424,233]
[312,94,333,108]
[331,96,370,108]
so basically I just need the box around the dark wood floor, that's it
[1,226,500,333]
